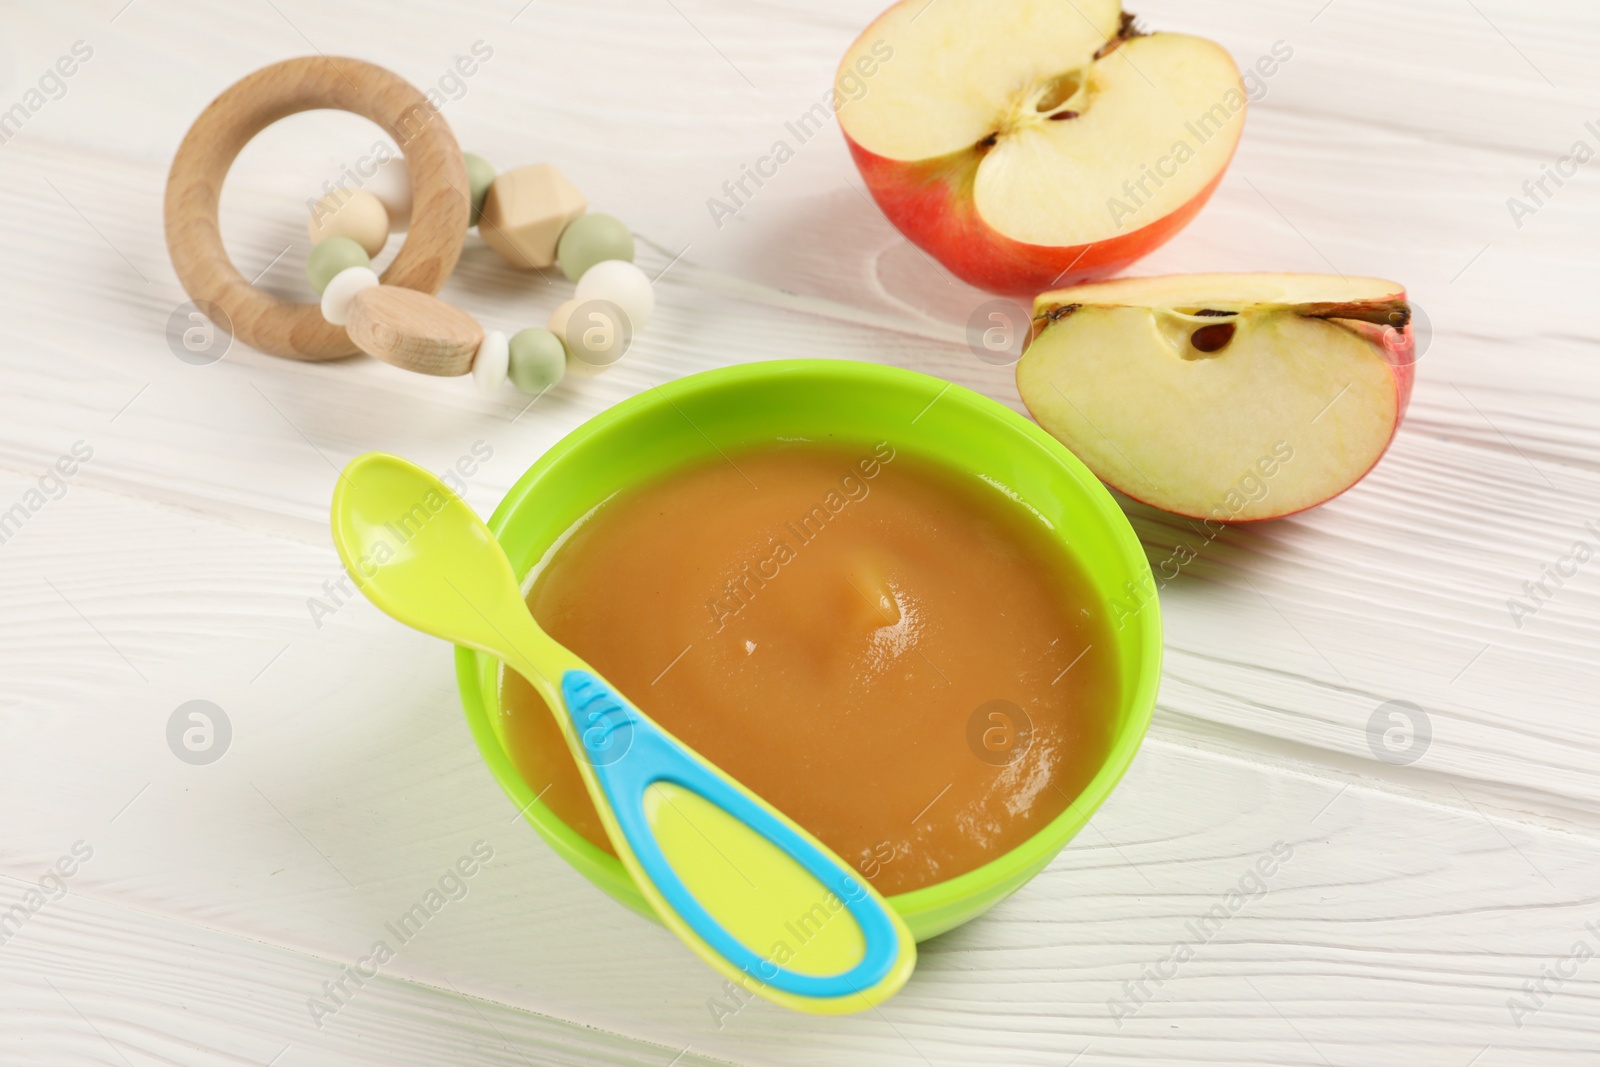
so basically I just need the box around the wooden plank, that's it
[3,0,1599,1062]
[0,473,1597,1064]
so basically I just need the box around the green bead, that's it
[556,213,635,282]
[464,152,495,228]
[508,327,567,393]
[305,236,371,295]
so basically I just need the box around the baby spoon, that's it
[329,452,915,1014]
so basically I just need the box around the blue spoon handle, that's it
[559,669,908,1000]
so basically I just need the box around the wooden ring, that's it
[164,56,470,361]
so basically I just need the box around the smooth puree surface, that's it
[499,441,1117,896]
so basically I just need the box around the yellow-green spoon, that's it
[330,452,915,1014]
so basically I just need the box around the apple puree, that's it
[499,442,1116,896]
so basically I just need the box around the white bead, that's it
[320,266,381,325]
[574,260,653,332]
[472,330,509,393]
[365,155,412,231]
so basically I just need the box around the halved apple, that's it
[837,1,1246,296]
[1016,273,1415,522]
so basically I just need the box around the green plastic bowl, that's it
[455,359,1162,941]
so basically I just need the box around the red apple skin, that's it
[845,134,1237,297]
[1365,315,1417,417]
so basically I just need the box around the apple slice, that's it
[1016,273,1415,522]
[837,1,1246,296]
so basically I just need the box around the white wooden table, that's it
[2,1,1597,1063]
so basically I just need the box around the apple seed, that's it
[1189,322,1236,353]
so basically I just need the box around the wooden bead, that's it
[164,56,469,361]
[346,285,483,376]
[478,164,586,270]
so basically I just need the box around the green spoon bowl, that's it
[459,359,1163,941]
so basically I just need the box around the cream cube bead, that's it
[478,165,586,270]
[308,189,389,257]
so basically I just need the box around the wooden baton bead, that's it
[164,56,469,361]
[345,286,484,377]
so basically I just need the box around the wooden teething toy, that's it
[165,57,467,363]
[165,56,653,394]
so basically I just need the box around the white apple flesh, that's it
[1017,274,1415,521]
